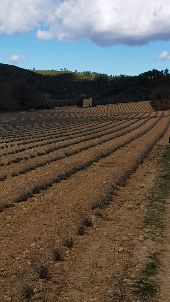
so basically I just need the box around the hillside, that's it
[0,63,170,111]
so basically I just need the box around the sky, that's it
[1,0,170,75]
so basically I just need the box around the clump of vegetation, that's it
[82,217,93,228]
[0,203,14,212]
[92,193,112,210]
[11,157,23,164]
[52,248,63,262]
[64,238,74,249]
[77,225,86,236]
[77,216,93,236]
[134,146,170,301]
[134,253,160,301]
[37,265,49,280]
[94,210,104,219]
[0,175,7,181]
[23,286,34,300]
[151,85,170,110]
[15,191,33,203]
[145,146,170,239]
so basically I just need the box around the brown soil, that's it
[0,102,169,302]
[149,128,170,302]
[41,128,170,302]
[158,200,170,302]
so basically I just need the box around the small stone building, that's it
[77,95,93,107]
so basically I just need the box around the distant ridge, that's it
[0,63,170,111]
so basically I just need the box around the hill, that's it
[0,63,170,111]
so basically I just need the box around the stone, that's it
[127,204,133,210]
[139,235,144,242]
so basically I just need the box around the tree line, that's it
[0,63,170,111]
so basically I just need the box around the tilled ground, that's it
[0,102,169,302]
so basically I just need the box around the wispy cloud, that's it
[8,54,25,64]
[1,0,170,46]
[159,51,170,61]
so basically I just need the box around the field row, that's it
[0,115,153,173]
[0,110,146,142]
[0,101,158,140]
[0,111,144,150]
[0,115,164,209]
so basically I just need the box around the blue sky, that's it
[1,0,170,75]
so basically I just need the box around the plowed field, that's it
[0,101,170,302]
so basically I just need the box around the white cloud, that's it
[159,50,170,61]
[1,0,170,46]
[9,54,25,64]
[0,0,54,34]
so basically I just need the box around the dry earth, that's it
[158,202,170,302]
[0,101,169,302]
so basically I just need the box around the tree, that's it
[151,86,170,110]
[164,68,169,77]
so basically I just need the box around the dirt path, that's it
[158,199,170,302]
[146,127,170,302]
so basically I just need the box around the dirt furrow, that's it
[0,117,119,149]
[0,117,149,177]
[0,118,131,158]
[0,112,145,153]
[0,117,159,207]
[0,111,138,143]
[0,118,141,168]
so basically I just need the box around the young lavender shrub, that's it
[52,248,63,262]
[23,286,34,300]
[37,265,49,280]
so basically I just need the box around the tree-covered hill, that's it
[0,63,170,111]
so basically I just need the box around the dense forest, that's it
[0,63,170,111]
